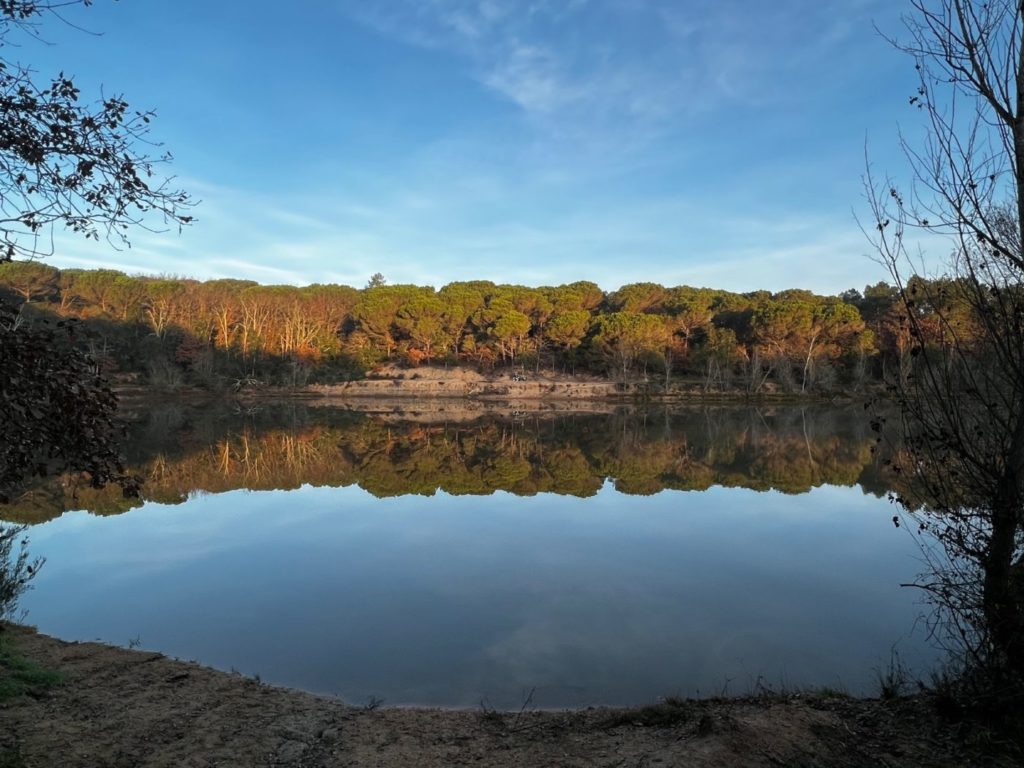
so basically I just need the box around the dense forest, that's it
[0,262,972,392]
[0,404,899,524]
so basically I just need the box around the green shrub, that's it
[0,524,42,620]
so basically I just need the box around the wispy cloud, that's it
[347,0,887,126]
[62,170,881,291]
[347,1,671,127]
[481,42,581,114]
[43,1,912,295]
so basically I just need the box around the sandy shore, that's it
[306,375,630,402]
[303,365,764,403]
[113,364,855,411]
[0,623,1005,768]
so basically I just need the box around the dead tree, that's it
[865,0,1024,698]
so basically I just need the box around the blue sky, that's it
[24,0,923,293]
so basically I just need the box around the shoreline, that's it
[113,367,863,408]
[112,382,863,427]
[0,623,1004,767]
[112,361,868,405]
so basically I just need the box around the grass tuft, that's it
[477,699,506,728]
[601,696,692,728]
[875,649,910,700]
[0,635,62,702]
[802,686,851,701]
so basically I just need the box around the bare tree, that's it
[865,0,1024,700]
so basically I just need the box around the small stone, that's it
[697,713,715,736]
[275,739,307,763]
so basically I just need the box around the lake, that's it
[8,401,939,708]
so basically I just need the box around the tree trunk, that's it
[986,416,1024,678]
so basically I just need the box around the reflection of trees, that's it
[1,405,898,523]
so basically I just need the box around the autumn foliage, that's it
[0,263,981,394]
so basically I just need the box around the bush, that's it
[0,524,42,620]
[1,303,136,502]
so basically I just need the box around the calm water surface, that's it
[11,403,938,708]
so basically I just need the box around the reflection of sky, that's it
[22,482,938,708]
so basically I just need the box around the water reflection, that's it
[14,402,934,708]
[3,402,895,523]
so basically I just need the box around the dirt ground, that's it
[0,624,1014,768]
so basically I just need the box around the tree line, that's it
[0,262,982,394]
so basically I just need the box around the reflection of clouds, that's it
[480,592,694,686]
[358,485,925,701]
[32,487,362,580]
[24,481,935,706]
[472,579,892,703]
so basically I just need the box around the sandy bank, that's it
[0,624,1001,768]
[114,364,860,408]
[306,365,636,402]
